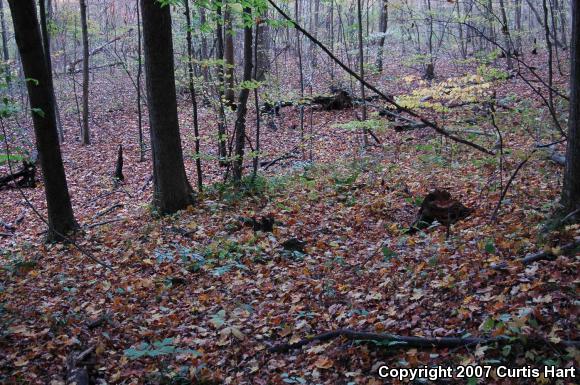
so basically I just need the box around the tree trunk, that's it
[357,0,368,146]
[215,1,227,164]
[0,0,9,86]
[39,0,64,143]
[7,0,77,241]
[79,0,90,145]
[184,0,203,191]
[256,20,269,81]
[562,0,580,213]
[375,0,388,72]
[136,0,144,162]
[140,0,194,214]
[498,0,513,69]
[232,7,253,183]
[224,7,236,109]
[514,0,523,55]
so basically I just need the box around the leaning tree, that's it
[7,0,78,241]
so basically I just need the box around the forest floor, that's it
[0,54,578,384]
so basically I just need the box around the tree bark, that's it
[7,0,77,241]
[232,7,253,183]
[140,0,194,214]
[498,0,513,69]
[375,0,388,72]
[224,7,236,109]
[79,0,90,145]
[562,0,580,213]
[39,0,64,143]
[184,0,203,191]
[215,1,227,163]
[357,0,368,146]
[0,0,9,85]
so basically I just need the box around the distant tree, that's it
[375,0,388,72]
[224,5,236,109]
[562,0,580,214]
[7,0,77,241]
[140,0,194,214]
[79,0,90,145]
[232,7,253,183]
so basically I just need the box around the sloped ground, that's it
[0,58,578,384]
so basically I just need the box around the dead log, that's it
[409,190,473,234]
[269,328,580,354]
[0,160,36,189]
[261,89,354,114]
[311,89,353,110]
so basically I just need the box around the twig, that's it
[491,151,536,222]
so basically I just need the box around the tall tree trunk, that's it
[375,0,388,72]
[0,0,8,65]
[136,0,144,162]
[514,0,523,55]
[498,0,513,69]
[232,7,253,183]
[224,7,236,109]
[357,0,368,147]
[79,0,90,145]
[7,0,77,241]
[215,1,227,164]
[0,0,10,89]
[562,0,580,213]
[184,0,203,191]
[140,0,194,214]
[39,0,64,143]
[255,20,269,81]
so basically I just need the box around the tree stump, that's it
[409,189,472,233]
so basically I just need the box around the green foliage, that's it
[124,338,201,360]
[334,119,386,132]
[477,64,510,82]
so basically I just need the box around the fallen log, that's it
[0,160,36,189]
[269,328,580,353]
[261,90,353,114]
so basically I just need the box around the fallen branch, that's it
[522,239,580,265]
[64,61,124,75]
[85,218,124,229]
[94,204,123,219]
[269,328,580,354]
[67,29,133,73]
[261,153,300,171]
